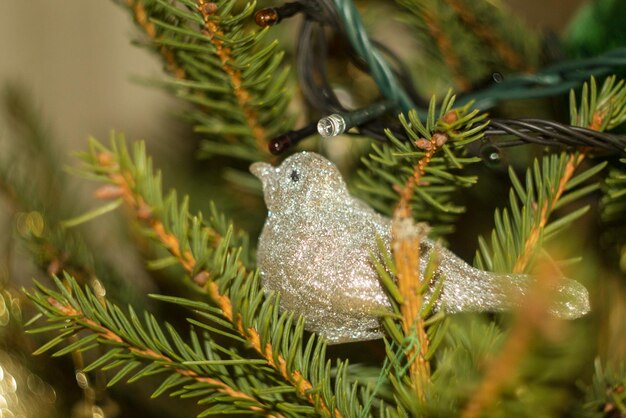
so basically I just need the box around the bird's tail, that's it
[441,267,590,319]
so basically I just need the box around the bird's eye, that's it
[290,169,300,182]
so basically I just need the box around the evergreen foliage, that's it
[474,76,626,274]
[583,359,626,417]
[58,136,353,416]
[0,1,625,417]
[119,0,293,161]
[601,156,626,271]
[355,93,487,237]
[396,0,539,92]
[27,274,313,416]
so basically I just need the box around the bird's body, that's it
[257,182,392,342]
[251,152,590,343]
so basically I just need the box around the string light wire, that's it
[262,0,626,154]
[329,0,626,113]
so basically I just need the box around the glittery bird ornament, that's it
[250,152,590,344]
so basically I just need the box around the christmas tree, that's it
[1,0,626,416]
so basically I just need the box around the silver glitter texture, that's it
[250,152,590,344]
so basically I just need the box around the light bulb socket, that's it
[255,8,279,27]
[254,3,304,27]
[269,122,318,154]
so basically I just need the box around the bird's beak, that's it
[250,162,274,187]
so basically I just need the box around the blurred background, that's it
[0,0,585,156]
[0,1,172,154]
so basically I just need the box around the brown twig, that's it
[125,0,268,154]
[512,152,586,274]
[461,111,606,418]
[460,258,565,418]
[392,218,431,403]
[444,0,530,72]
[94,153,339,418]
[395,133,446,219]
[391,132,447,402]
[459,314,531,418]
[511,105,608,273]
[196,0,268,154]
[126,0,186,80]
[51,300,269,414]
[420,11,470,91]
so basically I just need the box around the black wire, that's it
[295,0,423,136]
[286,0,626,155]
[485,119,626,152]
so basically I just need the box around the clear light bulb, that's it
[317,114,346,137]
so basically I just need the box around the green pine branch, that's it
[26,274,293,416]
[0,84,63,218]
[427,316,504,416]
[395,0,475,91]
[473,152,604,273]
[460,75,626,418]
[582,76,626,271]
[581,359,626,417]
[355,92,486,237]
[118,0,293,161]
[0,153,102,287]
[475,76,626,274]
[56,133,377,417]
[570,76,626,130]
[372,233,449,417]
[441,0,539,72]
[0,86,150,411]
[395,0,538,91]
[601,155,626,271]
[0,86,135,304]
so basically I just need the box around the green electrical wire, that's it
[330,0,626,113]
[331,0,416,112]
[460,48,626,109]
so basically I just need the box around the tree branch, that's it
[196,0,268,154]
[444,0,529,71]
[464,88,614,416]
[391,131,449,403]
[460,258,564,418]
[93,150,340,418]
[420,11,470,91]
[513,152,586,273]
[125,0,186,80]
[42,296,273,415]
[391,218,431,403]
